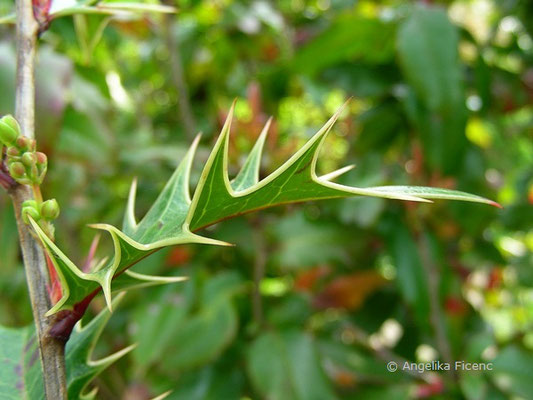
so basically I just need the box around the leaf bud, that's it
[0,116,20,146]
[22,206,41,225]
[22,200,39,209]
[1,115,21,135]
[22,200,41,224]
[41,199,60,220]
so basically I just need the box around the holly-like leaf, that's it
[29,135,220,316]
[185,104,498,230]
[0,294,133,399]
[33,104,499,317]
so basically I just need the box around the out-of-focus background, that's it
[0,0,532,399]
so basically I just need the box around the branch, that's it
[13,0,67,397]
[417,231,456,381]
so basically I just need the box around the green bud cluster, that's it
[22,199,60,224]
[0,115,47,185]
[7,149,47,185]
[1,115,58,238]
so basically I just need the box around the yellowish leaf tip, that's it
[150,390,173,400]
[102,276,113,312]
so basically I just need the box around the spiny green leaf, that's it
[0,294,133,399]
[32,104,499,316]
[186,103,498,230]
[29,135,226,316]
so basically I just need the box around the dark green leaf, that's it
[247,331,338,400]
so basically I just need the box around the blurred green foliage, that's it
[0,0,532,399]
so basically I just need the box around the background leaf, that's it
[397,6,468,174]
[247,331,338,400]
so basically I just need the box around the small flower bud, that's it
[0,117,19,146]
[21,152,37,167]
[16,136,31,151]
[9,162,26,180]
[35,152,47,165]
[22,206,41,225]
[6,146,20,157]
[41,199,60,220]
